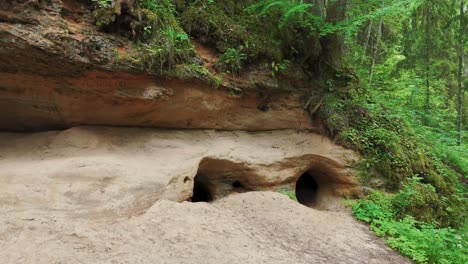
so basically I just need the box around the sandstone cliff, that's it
[0,1,412,263]
[0,0,319,131]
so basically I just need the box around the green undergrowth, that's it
[92,0,198,74]
[312,70,467,261]
[179,0,287,63]
[92,0,326,78]
[280,191,298,202]
[322,47,468,262]
[138,0,195,70]
[305,79,466,228]
[352,187,467,263]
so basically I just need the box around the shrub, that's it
[353,188,468,263]
[218,47,247,75]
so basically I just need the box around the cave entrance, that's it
[191,175,213,203]
[295,171,319,207]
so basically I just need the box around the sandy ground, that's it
[0,127,409,263]
[0,192,409,264]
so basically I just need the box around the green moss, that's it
[307,85,465,227]
[179,0,287,65]
[93,6,116,28]
[162,64,221,86]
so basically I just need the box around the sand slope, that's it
[0,127,408,263]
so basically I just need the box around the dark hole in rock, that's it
[98,4,135,39]
[183,176,190,183]
[192,176,213,203]
[295,171,319,207]
[232,181,242,188]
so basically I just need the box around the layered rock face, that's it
[0,71,313,131]
[0,127,359,218]
[0,1,409,263]
[0,0,314,131]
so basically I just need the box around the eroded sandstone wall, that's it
[0,127,359,219]
[0,1,318,131]
[0,71,314,131]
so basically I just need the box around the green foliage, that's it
[266,60,289,77]
[352,186,468,264]
[391,177,447,224]
[311,80,465,227]
[92,0,196,73]
[180,0,285,63]
[246,1,316,30]
[92,0,112,8]
[280,191,298,201]
[218,47,247,75]
[140,27,194,72]
[247,0,414,38]
[339,0,466,230]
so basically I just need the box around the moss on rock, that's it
[305,84,465,227]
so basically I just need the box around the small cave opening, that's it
[231,180,249,193]
[232,181,242,188]
[191,175,213,203]
[96,3,136,40]
[295,171,319,207]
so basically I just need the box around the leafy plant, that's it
[135,0,195,72]
[266,60,289,77]
[92,0,112,8]
[143,25,153,37]
[352,188,468,264]
[280,191,298,201]
[219,47,247,75]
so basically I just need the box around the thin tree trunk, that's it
[321,0,349,71]
[369,18,382,85]
[369,2,383,86]
[457,0,465,145]
[361,20,373,65]
[308,0,325,17]
[424,5,431,125]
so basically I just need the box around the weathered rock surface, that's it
[0,71,314,131]
[0,127,358,217]
[0,1,316,131]
[0,127,410,263]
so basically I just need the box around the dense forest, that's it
[88,0,468,262]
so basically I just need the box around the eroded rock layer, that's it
[0,2,316,131]
[0,71,313,131]
[0,127,410,263]
[0,127,358,219]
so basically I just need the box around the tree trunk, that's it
[424,5,431,125]
[361,20,373,65]
[369,15,382,86]
[309,0,325,18]
[321,0,349,71]
[457,0,465,145]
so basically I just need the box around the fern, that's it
[279,3,312,28]
[247,0,416,37]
